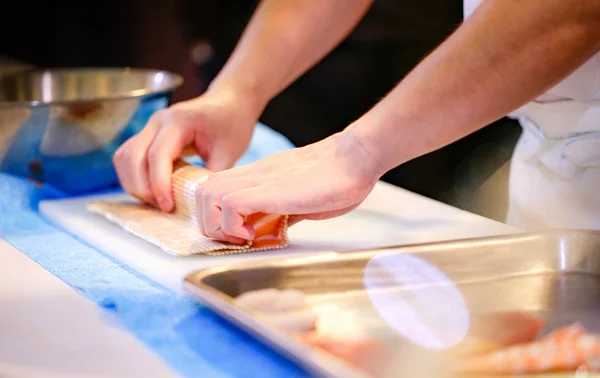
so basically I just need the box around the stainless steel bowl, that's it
[0,68,183,194]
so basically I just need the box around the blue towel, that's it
[0,124,310,378]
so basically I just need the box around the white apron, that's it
[464,0,600,230]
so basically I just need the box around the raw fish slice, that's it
[246,212,288,248]
[234,288,318,333]
[315,309,370,342]
[470,312,545,346]
[233,289,280,312]
[234,288,307,313]
[297,331,392,376]
[267,308,319,334]
[269,289,308,312]
[450,312,545,357]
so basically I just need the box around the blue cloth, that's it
[0,124,310,378]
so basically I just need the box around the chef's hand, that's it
[195,131,382,241]
[113,88,262,212]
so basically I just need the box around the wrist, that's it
[343,117,411,180]
[206,74,270,114]
[338,123,388,184]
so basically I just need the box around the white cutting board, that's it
[39,181,519,293]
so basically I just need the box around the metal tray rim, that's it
[185,229,600,285]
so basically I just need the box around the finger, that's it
[147,123,195,212]
[113,140,153,202]
[113,142,136,193]
[219,177,353,222]
[287,216,304,227]
[205,143,238,172]
[219,183,297,218]
[205,149,285,179]
[201,186,220,238]
[199,180,247,245]
[195,185,208,237]
[204,200,247,245]
[297,203,362,221]
[113,112,163,202]
[195,173,248,237]
[220,190,263,241]
[287,203,361,227]
[198,159,271,192]
[125,156,152,204]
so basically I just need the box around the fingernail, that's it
[157,195,172,212]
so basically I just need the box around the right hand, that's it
[113,88,262,212]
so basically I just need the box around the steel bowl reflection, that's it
[0,67,183,194]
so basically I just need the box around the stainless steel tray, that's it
[184,230,600,377]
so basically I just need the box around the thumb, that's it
[205,144,239,172]
[288,203,362,226]
[287,216,305,227]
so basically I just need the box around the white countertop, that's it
[0,240,177,378]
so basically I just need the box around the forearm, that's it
[350,0,600,177]
[207,0,373,108]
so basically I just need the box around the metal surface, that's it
[0,68,182,106]
[184,230,600,377]
[0,68,182,194]
[0,56,35,78]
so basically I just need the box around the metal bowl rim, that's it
[0,67,184,108]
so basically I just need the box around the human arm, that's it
[113,0,373,213]
[350,0,600,176]
[208,0,374,107]
[194,0,600,241]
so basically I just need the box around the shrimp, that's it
[450,323,600,375]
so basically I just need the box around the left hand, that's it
[195,131,381,242]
